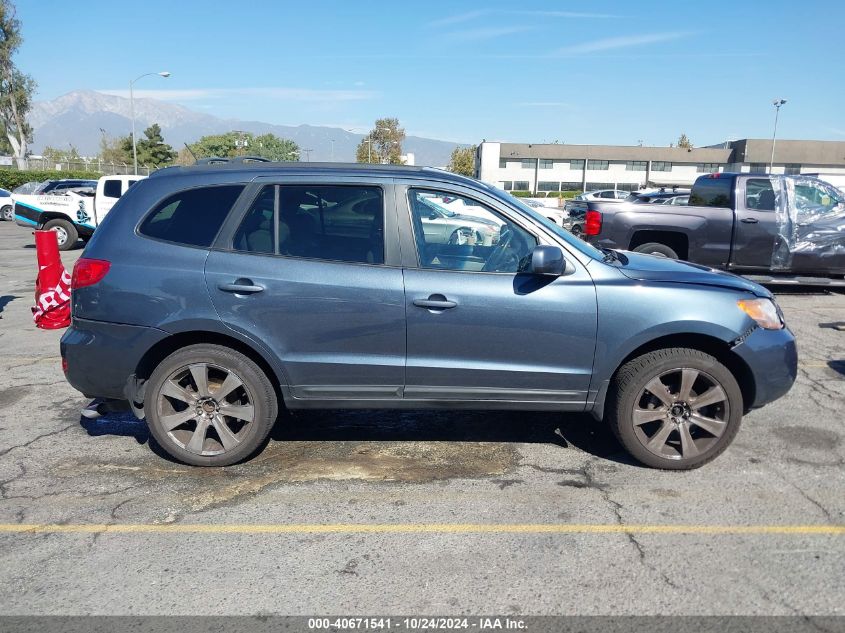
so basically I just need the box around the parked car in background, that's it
[576,189,629,201]
[582,173,845,279]
[0,188,12,221]
[14,174,144,250]
[61,161,796,470]
[628,189,691,204]
[414,193,502,245]
[648,194,690,206]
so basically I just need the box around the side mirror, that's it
[527,245,565,276]
[429,212,438,220]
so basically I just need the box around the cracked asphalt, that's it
[0,221,843,615]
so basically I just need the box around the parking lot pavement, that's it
[0,221,843,616]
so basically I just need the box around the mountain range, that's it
[27,90,467,167]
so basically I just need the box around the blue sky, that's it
[17,0,845,145]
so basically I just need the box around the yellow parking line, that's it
[0,523,842,535]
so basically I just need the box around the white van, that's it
[14,174,146,250]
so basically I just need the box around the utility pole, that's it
[770,98,787,174]
[129,71,170,174]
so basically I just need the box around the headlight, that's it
[737,298,783,330]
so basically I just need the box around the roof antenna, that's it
[183,142,198,163]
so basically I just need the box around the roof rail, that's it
[194,156,273,165]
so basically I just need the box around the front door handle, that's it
[413,295,457,310]
[740,217,759,224]
[218,280,265,294]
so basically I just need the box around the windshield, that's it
[14,181,46,194]
[486,185,604,260]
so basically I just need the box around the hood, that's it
[615,250,771,297]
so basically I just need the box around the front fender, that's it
[586,269,755,417]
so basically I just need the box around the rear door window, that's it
[690,177,733,207]
[745,178,776,211]
[139,185,245,247]
[232,184,385,264]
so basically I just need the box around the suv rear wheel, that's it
[145,344,278,466]
[607,348,743,469]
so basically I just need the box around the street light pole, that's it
[129,71,171,174]
[769,98,787,174]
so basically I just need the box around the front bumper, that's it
[60,318,169,400]
[732,325,798,409]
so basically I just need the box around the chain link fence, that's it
[12,157,156,176]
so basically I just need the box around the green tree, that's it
[135,123,176,166]
[98,133,131,165]
[188,131,299,162]
[42,145,80,163]
[356,117,405,164]
[249,133,300,161]
[447,145,476,177]
[0,1,36,168]
[677,133,693,149]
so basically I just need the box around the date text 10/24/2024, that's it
[308,617,527,630]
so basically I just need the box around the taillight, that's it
[71,258,111,289]
[585,210,602,236]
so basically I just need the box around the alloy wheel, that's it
[156,362,255,456]
[631,367,729,460]
[51,225,68,245]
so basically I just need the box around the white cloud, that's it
[427,10,489,27]
[428,9,618,27]
[446,26,533,41]
[554,32,690,55]
[518,101,573,107]
[98,87,377,102]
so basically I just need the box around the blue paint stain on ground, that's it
[80,408,149,444]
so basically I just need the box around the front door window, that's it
[408,189,536,273]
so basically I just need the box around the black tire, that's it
[606,348,743,470]
[570,225,583,238]
[145,344,278,466]
[1,204,12,221]
[632,242,678,259]
[43,218,78,251]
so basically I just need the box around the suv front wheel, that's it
[607,348,743,469]
[146,344,278,466]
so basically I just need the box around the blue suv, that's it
[61,162,797,469]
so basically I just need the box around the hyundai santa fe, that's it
[61,162,797,469]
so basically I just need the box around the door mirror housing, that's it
[527,245,565,276]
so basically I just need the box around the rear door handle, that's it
[218,280,265,294]
[740,217,759,224]
[413,295,457,310]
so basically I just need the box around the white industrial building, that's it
[475,139,845,193]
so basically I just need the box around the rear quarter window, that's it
[139,185,245,247]
[690,177,733,207]
[102,179,122,198]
